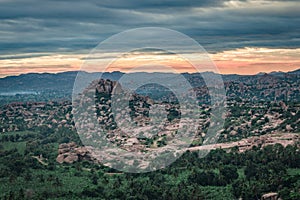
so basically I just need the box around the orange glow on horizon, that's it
[0,47,299,77]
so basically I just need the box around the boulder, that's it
[56,154,65,164]
[64,153,78,164]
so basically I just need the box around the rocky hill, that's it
[1,69,300,101]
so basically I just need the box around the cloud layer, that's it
[0,0,299,76]
[0,0,299,53]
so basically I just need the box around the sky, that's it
[0,0,299,77]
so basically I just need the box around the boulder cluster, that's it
[56,142,91,164]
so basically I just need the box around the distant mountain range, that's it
[0,69,299,93]
[0,71,123,93]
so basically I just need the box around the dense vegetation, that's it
[1,71,300,199]
[0,127,299,200]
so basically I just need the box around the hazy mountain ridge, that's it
[0,69,300,106]
[0,71,123,92]
[0,69,299,93]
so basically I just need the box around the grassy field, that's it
[2,141,26,154]
[0,168,92,198]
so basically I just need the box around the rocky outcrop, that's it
[188,133,300,153]
[56,142,90,164]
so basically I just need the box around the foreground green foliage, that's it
[0,128,299,199]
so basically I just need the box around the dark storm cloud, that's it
[91,0,226,9]
[0,0,299,55]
